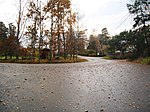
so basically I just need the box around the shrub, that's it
[140,57,150,65]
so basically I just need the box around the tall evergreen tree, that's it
[127,0,150,27]
[127,0,150,56]
[0,21,8,59]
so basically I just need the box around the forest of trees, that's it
[86,26,150,59]
[0,0,150,63]
[109,0,150,59]
[85,0,150,59]
[0,0,86,62]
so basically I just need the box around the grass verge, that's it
[103,56,112,60]
[0,58,87,64]
[139,57,150,65]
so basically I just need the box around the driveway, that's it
[0,57,150,112]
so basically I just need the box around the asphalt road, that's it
[0,57,150,112]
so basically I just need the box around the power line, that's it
[114,13,131,31]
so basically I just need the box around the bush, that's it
[103,56,112,60]
[79,49,97,56]
[140,57,150,65]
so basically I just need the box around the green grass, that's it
[128,57,150,65]
[0,56,22,60]
[51,58,87,63]
[0,58,87,64]
[103,55,124,60]
[103,56,112,60]
[139,57,150,65]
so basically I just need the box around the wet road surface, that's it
[0,57,150,112]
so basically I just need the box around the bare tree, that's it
[44,0,73,59]
[26,0,40,61]
[15,0,27,59]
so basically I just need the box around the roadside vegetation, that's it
[0,0,87,64]
[0,56,87,64]
[79,0,150,65]
[137,57,150,65]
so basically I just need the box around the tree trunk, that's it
[58,31,60,59]
[5,53,7,60]
[16,0,22,60]
[145,37,150,56]
[63,32,67,60]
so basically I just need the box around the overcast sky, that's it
[72,0,134,36]
[0,0,134,36]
